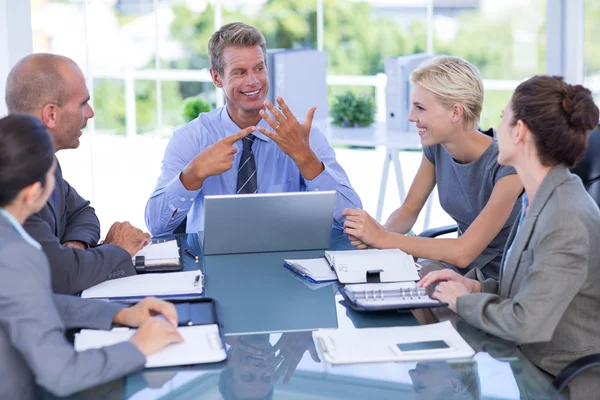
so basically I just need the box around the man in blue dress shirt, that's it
[145,22,362,236]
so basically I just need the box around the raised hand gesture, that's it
[180,126,255,190]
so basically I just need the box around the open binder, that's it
[133,238,182,273]
[340,282,445,311]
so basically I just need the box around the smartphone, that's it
[396,340,451,352]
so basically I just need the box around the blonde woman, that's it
[344,56,523,280]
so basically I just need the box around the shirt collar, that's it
[220,106,272,143]
[0,208,42,250]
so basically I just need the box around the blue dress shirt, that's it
[502,193,529,275]
[145,106,362,235]
[0,208,42,250]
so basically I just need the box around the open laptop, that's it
[201,191,336,255]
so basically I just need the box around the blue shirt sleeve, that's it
[303,126,363,228]
[145,123,204,236]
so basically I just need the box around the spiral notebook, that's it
[340,281,444,311]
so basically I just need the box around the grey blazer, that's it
[457,165,600,399]
[0,216,146,399]
[23,160,135,295]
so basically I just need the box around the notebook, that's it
[81,270,204,300]
[75,324,226,368]
[133,239,181,273]
[315,320,474,365]
[325,249,419,284]
[284,257,338,283]
[340,282,444,311]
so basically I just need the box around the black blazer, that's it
[23,160,135,294]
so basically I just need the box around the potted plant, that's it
[330,91,376,128]
[182,97,212,123]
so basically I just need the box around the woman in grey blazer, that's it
[420,76,600,399]
[0,115,183,399]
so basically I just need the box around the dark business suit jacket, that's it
[458,165,600,399]
[0,216,146,400]
[23,160,135,294]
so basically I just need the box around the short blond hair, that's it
[208,22,267,76]
[410,56,484,130]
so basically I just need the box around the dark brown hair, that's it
[0,114,54,207]
[511,75,599,167]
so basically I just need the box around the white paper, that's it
[81,270,203,299]
[316,321,474,365]
[284,257,338,282]
[325,249,419,284]
[75,324,226,368]
[133,240,179,264]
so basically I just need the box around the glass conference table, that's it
[52,230,563,400]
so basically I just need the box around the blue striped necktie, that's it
[236,134,258,194]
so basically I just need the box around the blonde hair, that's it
[208,22,267,76]
[410,56,484,130]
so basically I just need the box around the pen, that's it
[193,274,201,286]
[185,248,199,262]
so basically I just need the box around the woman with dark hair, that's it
[419,76,600,399]
[0,114,183,399]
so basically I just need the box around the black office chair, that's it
[569,124,600,207]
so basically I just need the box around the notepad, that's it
[316,321,474,365]
[342,282,442,310]
[284,257,338,283]
[133,240,180,270]
[325,249,419,284]
[75,324,226,368]
[81,270,204,300]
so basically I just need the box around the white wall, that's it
[0,0,33,117]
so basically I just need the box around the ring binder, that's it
[340,282,446,312]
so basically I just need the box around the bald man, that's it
[5,54,150,295]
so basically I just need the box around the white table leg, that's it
[375,148,392,222]
[391,149,405,203]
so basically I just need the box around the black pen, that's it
[185,249,199,262]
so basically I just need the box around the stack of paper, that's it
[75,324,226,368]
[316,321,474,365]
[81,270,204,300]
[284,257,337,283]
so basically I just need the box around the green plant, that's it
[330,91,376,128]
[182,97,212,122]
